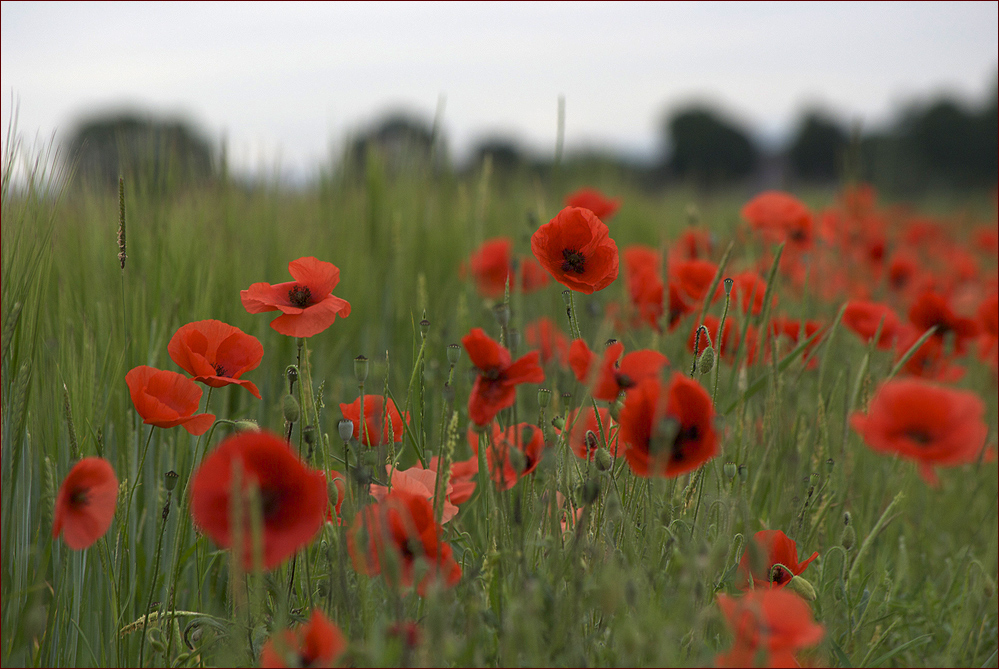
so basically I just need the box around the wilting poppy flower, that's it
[241,256,351,338]
[737,530,818,590]
[167,320,264,399]
[843,300,903,350]
[339,395,408,446]
[469,422,546,490]
[741,191,814,251]
[531,206,620,294]
[523,317,570,366]
[850,378,990,486]
[463,328,544,425]
[190,430,327,570]
[908,289,979,355]
[618,373,719,478]
[52,457,118,550]
[463,238,550,298]
[348,489,461,595]
[371,465,459,523]
[590,341,670,402]
[260,609,347,668]
[562,406,619,460]
[564,187,621,221]
[125,366,215,435]
[715,589,825,668]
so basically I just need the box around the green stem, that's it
[139,490,172,667]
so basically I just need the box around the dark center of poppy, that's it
[483,368,501,381]
[769,564,792,585]
[288,285,312,308]
[70,488,89,507]
[561,249,586,274]
[615,372,635,389]
[789,228,807,242]
[401,538,423,560]
[214,363,229,377]
[670,425,700,462]
[260,487,283,520]
[905,429,933,446]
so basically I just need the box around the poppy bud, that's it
[551,415,565,431]
[723,461,737,480]
[283,394,301,423]
[420,318,431,338]
[354,355,369,383]
[234,419,261,432]
[595,447,612,472]
[338,419,354,443]
[738,464,749,483]
[164,470,179,492]
[442,382,455,404]
[843,511,852,526]
[841,524,857,551]
[698,346,715,375]
[493,303,510,327]
[508,328,521,351]
[787,575,817,601]
[328,480,340,506]
[446,344,461,366]
[581,478,600,505]
[609,396,624,422]
[537,388,551,408]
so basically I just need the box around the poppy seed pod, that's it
[446,343,461,366]
[723,461,738,479]
[354,356,369,383]
[164,470,179,492]
[420,318,431,338]
[338,419,354,443]
[537,388,551,408]
[723,277,734,296]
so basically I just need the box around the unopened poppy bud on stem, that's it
[841,524,857,551]
[738,464,749,483]
[698,346,715,375]
[595,448,612,472]
[234,419,261,432]
[283,394,301,423]
[787,574,817,601]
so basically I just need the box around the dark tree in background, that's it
[664,106,758,187]
[472,136,525,174]
[787,111,848,182]
[347,112,446,176]
[63,112,214,190]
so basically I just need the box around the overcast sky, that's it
[2,1,996,180]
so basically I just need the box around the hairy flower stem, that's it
[138,489,173,667]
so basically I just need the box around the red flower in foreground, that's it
[125,366,215,435]
[843,300,903,350]
[850,378,990,486]
[618,373,719,478]
[531,207,619,294]
[716,589,824,668]
[463,328,544,425]
[463,238,550,298]
[260,609,347,668]
[241,256,351,338]
[52,457,118,550]
[190,430,327,570]
[563,406,619,460]
[348,490,461,595]
[469,422,546,490]
[564,187,621,221]
[167,319,264,399]
[339,395,408,446]
[737,530,818,590]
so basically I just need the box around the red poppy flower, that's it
[241,256,351,338]
[523,317,570,366]
[618,373,719,478]
[260,609,347,668]
[530,206,620,294]
[462,328,544,426]
[167,320,264,399]
[371,465,459,523]
[887,249,921,294]
[715,589,825,668]
[850,378,990,486]
[125,366,215,435]
[843,300,903,350]
[52,457,118,550]
[339,395,408,447]
[671,258,719,304]
[413,455,479,505]
[562,407,619,460]
[624,245,681,331]
[770,316,823,368]
[564,187,621,221]
[590,341,670,402]
[463,238,550,298]
[741,191,814,251]
[908,289,979,356]
[668,228,715,263]
[894,327,964,382]
[977,293,998,372]
[737,530,818,590]
[468,422,545,490]
[190,430,327,570]
[717,271,773,316]
[347,489,461,595]
[568,339,598,383]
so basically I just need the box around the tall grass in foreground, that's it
[2,141,997,668]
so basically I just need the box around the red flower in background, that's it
[190,430,327,570]
[463,238,550,298]
[260,609,347,668]
[671,258,718,304]
[618,373,719,478]
[52,457,118,550]
[590,341,670,402]
[167,320,264,399]
[469,422,545,490]
[741,191,814,251]
[125,366,215,435]
[715,589,825,668]
[462,328,544,425]
[843,300,903,350]
[668,227,715,263]
[688,316,739,363]
[770,316,824,368]
[719,271,773,316]
[348,489,461,595]
[908,289,979,355]
[563,406,618,460]
[524,317,570,366]
[978,293,998,372]
[850,378,990,486]
[371,465,459,523]
[413,455,478,505]
[531,207,619,294]
[737,530,818,589]
[564,187,621,221]
[241,256,351,338]
[894,327,964,382]
[339,395,408,446]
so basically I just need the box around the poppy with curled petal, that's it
[260,609,347,668]
[167,320,263,399]
[531,207,619,294]
[715,589,825,668]
[737,530,818,590]
[339,395,407,447]
[469,422,546,491]
[564,187,621,221]
[619,372,719,478]
[190,430,327,570]
[348,489,461,596]
[125,366,215,435]
[52,457,118,550]
[241,256,351,338]
[850,378,990,486]
[462,328,545,426]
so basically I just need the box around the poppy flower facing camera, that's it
[52,457,118,550]
[531,206,619,294]
[241,256,351,338]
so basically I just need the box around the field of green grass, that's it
[2,141,997,668]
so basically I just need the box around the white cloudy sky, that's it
[2,1,996,180]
